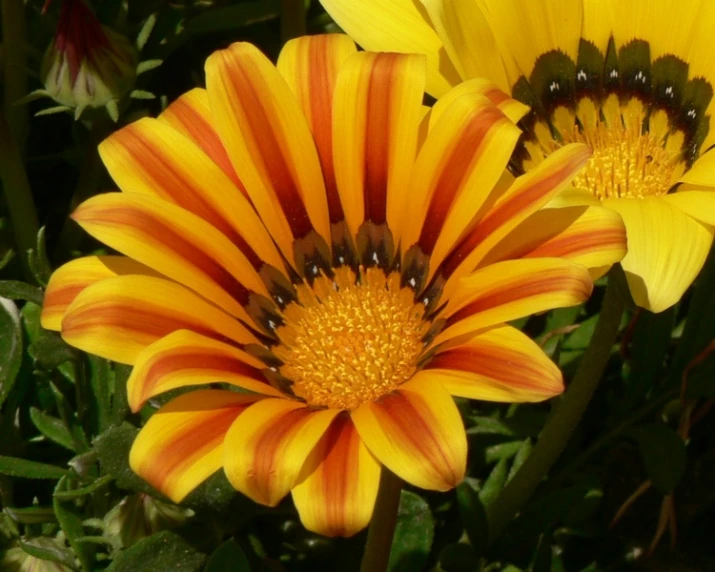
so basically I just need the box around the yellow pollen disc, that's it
[272,267,429,410]
[568,121,679,200]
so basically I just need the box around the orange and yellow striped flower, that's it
[41,35,625,537]
[322,0,715,312]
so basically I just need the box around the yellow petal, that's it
[205,42,330,262]
[351,375,466,491]
[332,51,426,243]
[61,275,257,364]
[677,149,715,187]
[421,325,563,402]
[319,0,460,96]
[663,188,715,226]
[604,196,715,313]
[223,399,339,507]
[129,389,262,502]
[127,330,282,413]
[421,0,510,91]
[277,34,357,224]
[99,118,283,271]
[41,256,158,331]
[71,193,267,324]
[292,413,380,538]
[436,258,592,346]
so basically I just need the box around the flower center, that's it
[566,121,678,200]
[271,267,428,410]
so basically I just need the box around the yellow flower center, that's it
[272,267,428,410]
[568,122,678,200]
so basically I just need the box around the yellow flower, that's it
[41,36,624,537]
[321,0,715,312]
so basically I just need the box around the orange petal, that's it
[483,204,627,272]
[127,329,282,413]
[205,42,330,262]
[61,275,257,365]
[277,34,357,223]
[223,399,340,507]
[332,51,426,242]
[41,255,158,331]
[436,258,592,346]
[351,375,466,491]
[421,325,563,402]
[71,193,268,324]
[402,91,520,272]
[99,117,283,271]
[157,88,243,190]
[292,412,381,537]
[129,389,262,502]
[438,143,592,295]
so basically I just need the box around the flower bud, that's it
[40,0,137,119]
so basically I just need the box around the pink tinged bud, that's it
[41,0,137,115]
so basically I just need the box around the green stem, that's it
[0,110,38,280]
[486,273,626,543]
[360,469,403,572]
[280,0,306,43]
[2,0,28,146]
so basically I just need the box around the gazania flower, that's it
[322,0,715,312]
[41,35,625,537]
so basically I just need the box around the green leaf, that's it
[27,226,52,287]
[205,539,250,571]
[627,308,675,397]
[479,458,509,507]
[507,439,533,482]
[28,331,76,369]
[685,353,715,398]
[136,59,163,75]
[0,297,22,408]
[87,356,113,434]
[438,542,480,572]
[0,455,67,479]
[626,423,687,492]
[388,491,434,572]
[4,506,57,524]
[19,537,78,570]
[456,480,489,558]
[0,281,43,304]
[107,531,207,572]
[136,13,157,51]
[54,475,95,570]
[485,440,523,464]
[53,474,114,500]
[30,407,76,451]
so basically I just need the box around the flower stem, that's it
[360,469,403,572]
[280,0,306,44]
[0,110,38,281]
[486,271,626,543]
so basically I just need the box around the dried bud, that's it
[40,0,137,120]
[1,540,73,572]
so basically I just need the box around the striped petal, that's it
[292,413,381,538]
[61,275,257,365]
[157,88,243,189]
[332,52,426,243]
[41,255,157,331]
[436,258,592,346]
[603,196,715,313]
[223,399,340,507]
[319,0,460,96]
[402,90,520,272]
[483,204,627,272]
[421,325,563,402]
[205,42,330,263]
[129,390,261,503]
[351,375,466,491]
[127,330,282,413]
[438,143,592,296]
[99,118,283,271]
[71,193,267,325]
[277,35,357,224]
[420,0,510,91]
